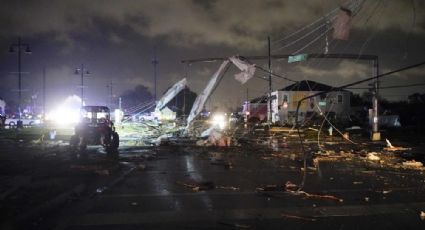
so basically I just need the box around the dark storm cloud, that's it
[1,0,425,109]
[3,0,423,50]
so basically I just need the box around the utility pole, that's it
[267,36,272,123]
[109,82,113,109]
[43,66,46,122]
[244,88,249,128]
[9,37,31,128]
[182,86,186,118]
[182,53,379,131]
[75,64,90,107]
[371,57,380,141]
[152,46,159,101]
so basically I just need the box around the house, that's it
[271,80,351,125]
[243,80,351,125]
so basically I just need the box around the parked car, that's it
[6,117,42,127]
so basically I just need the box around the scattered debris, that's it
[256,184,283,192]
[420,211,425,221]
[281,213,317,222]
[384,139,411,151]
[367,152,380,161]
[402,160,423,168]
[256,182,343,203]
[386,139,394,148]
[176,181,215,192]
[216,186,239,191]
[285,181,298,190]
[290,190,344,203]
[217,221,251,229]
[353,181,363,185]
[313,155,344,163]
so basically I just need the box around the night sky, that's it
[0,0,424,112]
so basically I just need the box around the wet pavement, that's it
[1,136,425,229]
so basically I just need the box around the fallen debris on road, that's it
[402,160,423,168]
[286,190,344,203]
[367,152,380,161]
[281,212,317,222]
[176,180,216,192]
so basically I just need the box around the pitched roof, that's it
[280,80,342,91]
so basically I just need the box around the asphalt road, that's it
[1,137,425,230]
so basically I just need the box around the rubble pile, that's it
[117,120,184,146]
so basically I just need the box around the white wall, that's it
[271,90,351,124]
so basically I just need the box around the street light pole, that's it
[152,46,159,101]
[75,64,90,107]
[106,82,113,108]
[43,66,46,122]
[9,37,31,128]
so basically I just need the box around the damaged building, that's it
[244,80,351,125]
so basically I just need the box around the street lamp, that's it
[9,37,31,128]
[106,82,113,108]
[152,46,159,100]
[74,64,91,107]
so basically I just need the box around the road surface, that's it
[0,137,424,229]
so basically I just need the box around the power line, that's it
[272,0,365,53]
[295,59,425,192]
[254,65,298,83]
[292,26,334,54]
[272,15,337,52]
[271,7,339,44]
[348,82,425,90]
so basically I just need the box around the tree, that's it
[119,85,154,111]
